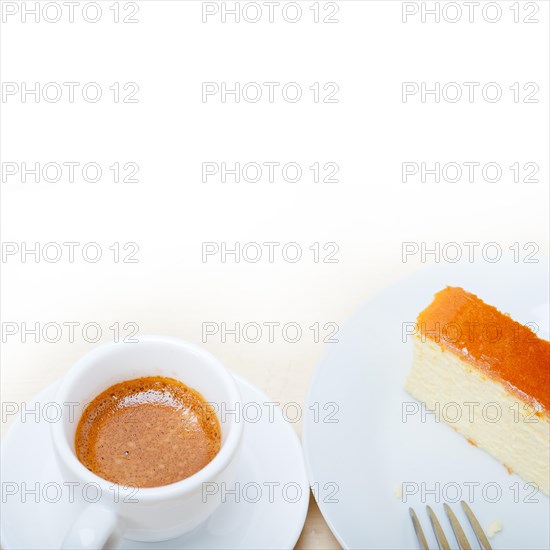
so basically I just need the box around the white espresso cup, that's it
[50,335,243,548]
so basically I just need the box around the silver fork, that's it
[409,501,492,550]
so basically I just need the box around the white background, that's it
[1,1,549,547]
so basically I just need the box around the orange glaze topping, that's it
[417,287,550,415]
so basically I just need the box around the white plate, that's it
[303,260,550,549]
[1,375,309,549]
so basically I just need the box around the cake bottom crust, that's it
[406,336,550,496]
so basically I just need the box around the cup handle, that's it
[61,504,120,549]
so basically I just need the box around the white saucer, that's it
[303,259,550,549]
[1,375,309,549]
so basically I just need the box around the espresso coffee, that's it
[75,376,221,488]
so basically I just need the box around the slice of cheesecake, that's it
[405,287,550,495]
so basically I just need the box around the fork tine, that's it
[409,508,429,550]
[460,501,493,550]
[427,506,451,550]
[444,503,472,550]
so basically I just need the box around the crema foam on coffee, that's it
[75,376,221,488]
